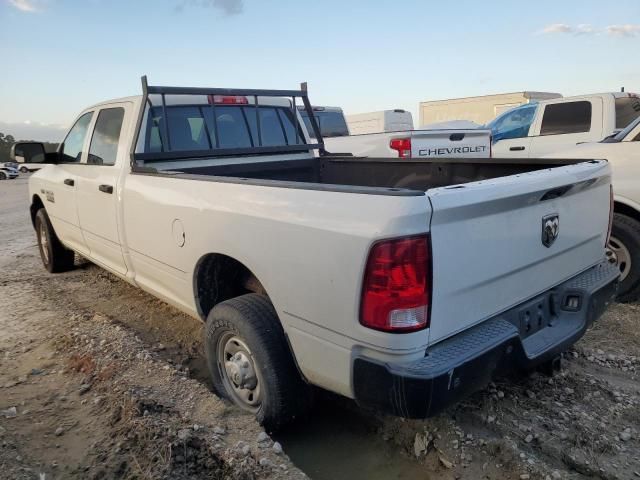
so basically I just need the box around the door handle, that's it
[63,178,74,186]
[509,146,525,151]
[98,184,113,194]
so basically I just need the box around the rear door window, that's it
[540,101,592,136]
[88,107,125,166]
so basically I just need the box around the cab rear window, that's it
[144,102,305,153]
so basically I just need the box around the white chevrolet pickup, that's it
[299,106,492,159]
[15,78,618,430]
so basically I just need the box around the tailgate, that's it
[411,129,491,159]
[426,160,611,344]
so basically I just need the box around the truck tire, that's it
[35,208,75,273]
[204,293,312,431]
[609,213,640,302]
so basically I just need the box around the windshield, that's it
[615,96,640,129]
[485,104,537,142]
[611,115,640,142]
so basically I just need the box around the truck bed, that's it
[162,156,585,194]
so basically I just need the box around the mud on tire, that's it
[35,208,75,273]
[204,293,312,431]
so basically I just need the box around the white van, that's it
[346,109,414,135]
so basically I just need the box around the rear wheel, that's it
[20,166,29,173]
[35,209,75,273]
[0,172,6,180]
[609,213,640,302]
[204,293,312,431]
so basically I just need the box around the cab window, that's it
[60,112,93,163]
[88,108,125,166]
[540,101,592,136]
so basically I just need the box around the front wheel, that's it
[35,209,75,273]
[609,213,640,302]
[204,293,312,431]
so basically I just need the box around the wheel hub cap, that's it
[609,236,631,282]
[224,351,257,390]
[218,334,262,410]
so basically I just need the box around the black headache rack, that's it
[130,75,326,166]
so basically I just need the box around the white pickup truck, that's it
[489,92,640,158]
[545,115,640,302]
[299,106,491,159]
[15,78,618,430]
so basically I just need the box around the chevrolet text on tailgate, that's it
[14,77,619,430]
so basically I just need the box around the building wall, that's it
[419,92,561,126]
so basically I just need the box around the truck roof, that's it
[534,91,638,105]
[84,95,142,110]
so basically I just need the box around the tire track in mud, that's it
[1,250,306,479]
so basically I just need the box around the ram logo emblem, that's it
[541,214,559,248]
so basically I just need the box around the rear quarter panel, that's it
[121,173,432,396]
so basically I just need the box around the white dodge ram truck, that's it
[16,78,618,430]
[299,106,491,159]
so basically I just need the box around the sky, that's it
[0,0,638,141]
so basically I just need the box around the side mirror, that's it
[10,142,58,164]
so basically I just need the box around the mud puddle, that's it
[275,399,428,480]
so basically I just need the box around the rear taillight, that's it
[207,95,249,105]
[606,185,614,246]
[390,138,411,158]
[360,235,431,333]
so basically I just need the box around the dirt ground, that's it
[1,176,639,480]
